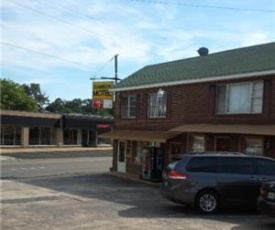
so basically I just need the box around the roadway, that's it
[1,157,112,179]
[1,149,275,230]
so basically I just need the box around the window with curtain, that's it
[148,92,167,118]
[121,95,137,118]
[216,81,263,114]
[243,137,263,155]
[189,135,205,152]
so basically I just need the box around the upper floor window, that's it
[147,91,167,118]
[121,96,137,118]
[216,81,263,114]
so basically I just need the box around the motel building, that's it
[100,42,275,181]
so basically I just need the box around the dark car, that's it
[258,181,275,217]
[161,152,275,214]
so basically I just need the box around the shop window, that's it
[189,135,205,152]
[29,127,40,145]
[243,137,263,155]
[29,127,57,145]
[0,126,21,146]
[121,95,137,118]
[97,126,112,145]
[41,127,51,145]
[216,81,263,114]
[63,129,78,145]
[148,92,167,118]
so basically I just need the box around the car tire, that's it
[195,190,220,214]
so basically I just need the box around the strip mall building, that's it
[1,110,113,148]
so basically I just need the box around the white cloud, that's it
[1,0,274,101]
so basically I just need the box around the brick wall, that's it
[114,76,275,130]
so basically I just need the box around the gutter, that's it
[110,69,275,92]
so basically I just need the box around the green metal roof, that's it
[115,42,275,90]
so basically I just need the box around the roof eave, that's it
[110,69,275,92]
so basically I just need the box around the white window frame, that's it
[216,81,263,114]
[147,92,167,118]
[121,95,137,118]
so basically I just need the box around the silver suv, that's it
[161,152,275,214]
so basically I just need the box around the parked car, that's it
[258,181,275,217]
[161,152,275,214]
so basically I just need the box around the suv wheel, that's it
[196,190,219,214]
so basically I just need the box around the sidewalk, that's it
[0,146,112,154]
[0,146,113,161]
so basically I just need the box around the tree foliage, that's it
[0,79,39,111]
[45,98,112,116]
[22,83,49,110]
[1,78,113,116]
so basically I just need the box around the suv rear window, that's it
[186,157,218,173]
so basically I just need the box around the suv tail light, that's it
[167,170,188,179]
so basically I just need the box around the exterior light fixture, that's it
[157,88,165,96]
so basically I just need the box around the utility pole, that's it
[114,54,118,84]
[99,54,121,84]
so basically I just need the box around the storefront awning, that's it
[99,130,181,142]
[170,124,275,136]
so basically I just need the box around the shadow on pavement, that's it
[9,173,275,229]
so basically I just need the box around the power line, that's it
[91,55,116,79]
[124,0,275,13]
[37,0,95,22]
[1,41,88,68]
[7,0,99,37]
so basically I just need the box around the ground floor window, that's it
[189,134,205,152]
[81,130,96,147]
[243,137,263,155]
[63,129,78,145]
[0,125,21,146]
[132,141,150,163]
[29,127,57,145]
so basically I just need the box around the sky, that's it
[1,0,274,102]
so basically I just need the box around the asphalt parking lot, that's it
[2,173,275,230]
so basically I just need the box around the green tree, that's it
[45,98,65,113]
[82,99,92,114]
[0,79,38,111]
[64,98,84,114]
[46,98,113,116]
[22,83,49,110]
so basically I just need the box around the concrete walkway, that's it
[0,146,113,161]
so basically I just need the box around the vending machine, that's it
[141,147,164,181]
